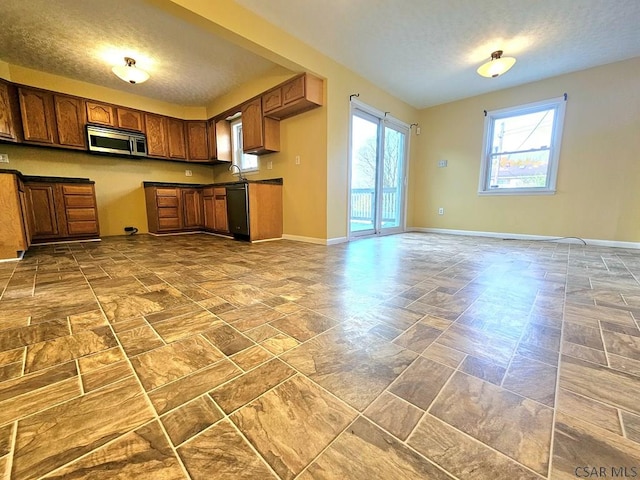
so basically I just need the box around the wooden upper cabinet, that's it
[241,98,279,155]
[186,121,209,162]
[0,81,20,142]
[262,73,323,120]
[145,113,168,158]
[167,118,187,160]
[19,88,56,144]
[53,94,86,149]
[207,118,217,161]
[86,101,115,126]
[215,119,232,162]
[262,89,282,114]
[116,108,144,132]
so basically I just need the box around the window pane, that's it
[491,109,555,154]
[241,154,258,171]
[487,150,550,189]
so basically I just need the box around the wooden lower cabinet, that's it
[182,188,203,228]
[0,174,30,259]
[27,182,99,242]
[145,182,280,240]
[203,187,228,233]
[0,173,99,259]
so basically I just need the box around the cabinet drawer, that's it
[158,217,180,229]
[67,221,98,236]
[66,208,96,222]
[156,188,178,197]
[203,187,214,197]
[213,187,226,197]
[64,195,96,208]
[158,207,178,218]
[157,196,178,207]
[62,184,94,195]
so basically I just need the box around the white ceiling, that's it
[236,0,640,108]
[1,1,639,109]
[0,0,279,106]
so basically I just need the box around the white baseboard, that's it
[31,238,102,246]
[0,251,25,263]
[409,227,640,249]
[281,234,348,246]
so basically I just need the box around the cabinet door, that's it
[262,88,282,114]
[0,82,17,141]
[86,101,115,126]
[214,189,228,233]
[54,95,86,148]
[282,76,305,104]
[215,119,231,162]
[203,195,215,230]
[145,114,168,158]
[116,108,144,132]
[207,119,217,160]
[186,121,209,161]
[167,118,187,160]
[181,189,203,228]
[241,98,263,152]
[27,184,59,238]
[19,88,55,144]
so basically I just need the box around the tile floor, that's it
[1,232,639,479]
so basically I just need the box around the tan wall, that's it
[0,145,214,237]
[410,57,640,242]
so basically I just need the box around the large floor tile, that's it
[178,420,277,480]
[430,371,553,475]
[231,375,356,480]
[299,417,453,480]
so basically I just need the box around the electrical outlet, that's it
[267,161,273,170]
[295,155,301,165]
[0,154,8,163]
[438,159,448,168]
[438,207,444,215]
[185,169,192,177]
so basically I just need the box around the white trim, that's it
[147,231,202,237]
[349,98,410,129]
[479,95,566,195]
[31,238,102,246]
[250,237,282,243]
[327,236,348,245]
[0,251,25,262]
[409,227,640,249]
[281,234,348,246]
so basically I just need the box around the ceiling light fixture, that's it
[112,57,149,84]
[476,50,516,78]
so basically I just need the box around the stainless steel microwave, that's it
[86,125,147,157]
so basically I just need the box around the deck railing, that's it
[351,187,398,222]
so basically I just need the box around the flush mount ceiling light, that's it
[476,50,516,78]
[112,57,149,84]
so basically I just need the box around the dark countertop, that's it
[143,178,283,188]
[0,169,94,184]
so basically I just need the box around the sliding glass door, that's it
[349,104,408,238]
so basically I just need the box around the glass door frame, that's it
[347,99,409,240]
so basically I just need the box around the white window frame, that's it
[478,96,567,195]
[230,118,259,174]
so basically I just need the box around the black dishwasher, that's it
[226,183,250,239]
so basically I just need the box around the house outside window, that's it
[478,96,567,195]
[230,118,258,174]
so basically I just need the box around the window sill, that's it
[477,188,556,196]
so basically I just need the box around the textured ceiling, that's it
[236,0,640,108]
[0,0,279,106]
